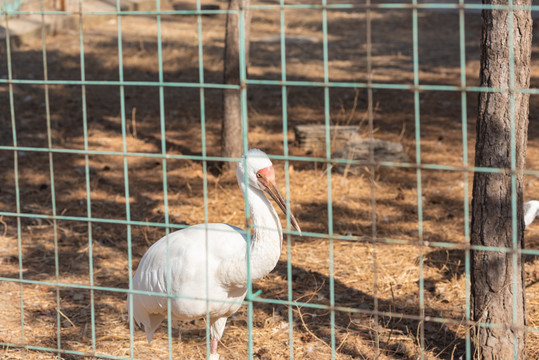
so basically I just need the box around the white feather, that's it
[524,200,539,229]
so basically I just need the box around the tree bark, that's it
[222,0,251,169]
[471,1,532,359]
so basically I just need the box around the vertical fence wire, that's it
[153,1,175,358]
[113,1,137,358]
[277,2,296,358]
[78,1,98,352]
[193,0,212,358]
[0,1,537,360]
[238,3,255,358]
[507,1,520,358]
[458,0,472,358]
[320,0,336,357]
[411,0,426,357]
[119,0,135,359]
[39,0,62,353]
[3,7,26,359]
[365,0,380,356]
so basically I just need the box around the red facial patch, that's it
[257,166,275,182]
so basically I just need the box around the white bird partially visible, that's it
[524,200,539,229]
[127,149,301,359]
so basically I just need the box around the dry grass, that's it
[1,1,539,359]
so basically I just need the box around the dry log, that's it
[294,125,361,153]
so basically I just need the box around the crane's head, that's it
[237,149,302,235]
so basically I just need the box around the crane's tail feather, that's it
[144,313,166,343]
[127,294,166,343]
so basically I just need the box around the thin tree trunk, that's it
[471,1,532,358]
[222,0,251,169]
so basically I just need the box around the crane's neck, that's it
[220,185,283,288]
[248,185,283,276]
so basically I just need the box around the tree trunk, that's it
[471,1,532,359]
[222,0,251,169]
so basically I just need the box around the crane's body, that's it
[130,224,247,342]
[127,149,301,359]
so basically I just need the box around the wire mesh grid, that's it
[0,0,538,359]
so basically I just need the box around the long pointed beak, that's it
[264,182,302,236]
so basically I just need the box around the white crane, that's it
[524,200,539,229]
[127,149,301,359]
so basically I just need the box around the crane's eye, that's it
[256,172,262,178]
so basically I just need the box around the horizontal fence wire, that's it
[3,2,539,14]
[5,144,539,176]
[1,274,536,333]
[1,210,538,255]
[0,0,537,359]
[6,77,539,94]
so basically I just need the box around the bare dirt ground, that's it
[1,1,539,359]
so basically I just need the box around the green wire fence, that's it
[0,0,538,359]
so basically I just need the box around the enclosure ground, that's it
[1,1,539,359]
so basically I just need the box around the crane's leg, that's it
[209,337,219,359]
[209,317,227,359]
